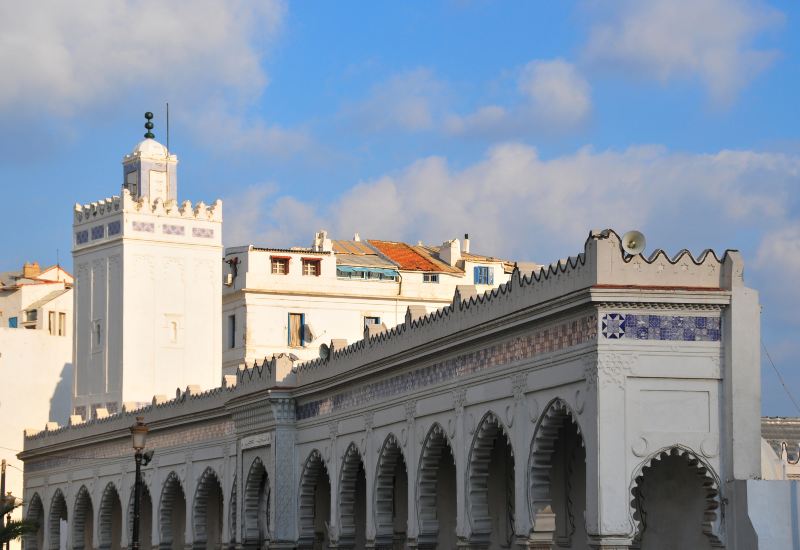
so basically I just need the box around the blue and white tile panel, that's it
[601,313,721,342]
[163,224,185,236]
[108,220,121,236]
[75,230,89,245]
[132,221,154,233]
[192,227,214,238]
[296,313,598,420]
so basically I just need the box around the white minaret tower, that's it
[71,113,223,419]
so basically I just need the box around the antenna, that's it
[165,102,170,152]
[56,248,60,269]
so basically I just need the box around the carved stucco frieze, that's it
[585,353,637,391]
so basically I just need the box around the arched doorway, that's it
[338,443,367,549]
[631,447,722,549]
[468,412,515,549]
[160,472,187,549]
[98,483,122,550]
[128,482,153,549]
[48,489,67,550]
[528,398,587,549]
[417,423,457,549]
[374,434,408,550]
[72,485,94,550]
[24,492,45,550]
[243,458,270,548]
[298,450,331,550]
[193,467,224,549]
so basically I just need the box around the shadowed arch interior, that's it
[373,433,408,549]
[193,467,224,549]
[298,450,331,549]
[48,489,67,550]
[468,411,515,548]
[417,423,457,549]
[159,472,186,550]
[127,481,153,549]
[631,447,722,548]
[338,443,367,549]
[98,482,122,550]
[24,492,45,550]
[243,458,270,547]
[72,485,94,550]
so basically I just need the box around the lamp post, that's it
[130,417,149,550]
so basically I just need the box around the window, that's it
[25,309,38,322]
[423,273,439,283]
[288,313,305,347]
[228,314,236,349]
[364,316,381,330]
[271,256,289,275]
[8,317,17,328]
[474,265,494,285]
[302,258,321,276]
[48,311,56,335]
[92,320,103,351]
[58,312,66,336]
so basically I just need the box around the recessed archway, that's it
[48,489,67,550]
[98,482,122,550]
[193,467,224,549]
[631,446,722,549]
[243,458,270,548]
[374,434,408,549]
[298,449,331,549]
[468,411,515,549]
[417,423,457,549]
[24,492,45,550]
[72,485,94,550]
[159,472,187,549]
[528,398,587,548]
[128,481,153,549]
[338,443,367,549]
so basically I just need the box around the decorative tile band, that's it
[192,227,214,238]
[108,220,121,236]
[163,224,185,236]
[91,225,105,240]
[296,314,597,420]
[75,230,89,245]
[132,221,154,233]
[601,313,721,341]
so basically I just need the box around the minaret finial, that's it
[144,112,155,139]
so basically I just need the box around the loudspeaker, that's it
[621,230,646,256]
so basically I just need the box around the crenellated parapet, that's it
[73,188,222,224]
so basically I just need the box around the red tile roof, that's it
[369,240,456,272]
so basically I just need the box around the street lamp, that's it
[130,417,153,550]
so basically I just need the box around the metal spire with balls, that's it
[144,111,155,139]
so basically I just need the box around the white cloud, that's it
[339,69,445,133]
[583,0,782,103]
[0,1,285,115]
[446,59,591,137]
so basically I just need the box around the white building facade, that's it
[71,138,223,419]
[20,230,773,549]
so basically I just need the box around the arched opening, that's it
[298,450,331,550]
[48,490,67,550]
[243,458,270,548]
[374,434,408,550]
[72,485,94,550]
[417,423,457,549]
[128,482,153,550]
[468,412,515,549]
[631,447,722,549]
[160,472,187,550]
[24,492,45,550]
[193,467,224,549]
[528,398,587,549]
[338,443,367,549]
[98,483,122,550]
[229,475,237,547]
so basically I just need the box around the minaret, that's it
[71,113,222,419]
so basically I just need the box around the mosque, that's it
[16,118,797,549]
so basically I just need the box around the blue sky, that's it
[1,0,798,415]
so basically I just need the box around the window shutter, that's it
[287,312,291,346]
[488,269,494,285]
[473,266,480,282]
[301,313,306,346]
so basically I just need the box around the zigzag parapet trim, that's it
[74,188,222,224]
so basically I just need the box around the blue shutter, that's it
[300,313,306,346]
[8,317,17,328]
[473,266,480,283]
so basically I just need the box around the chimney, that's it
[354,232,361,242]
[463,233,470,254]
[439,239,461,266]
[23,261,41,279]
